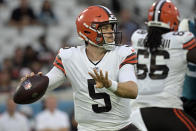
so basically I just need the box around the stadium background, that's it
[0,0,195,130]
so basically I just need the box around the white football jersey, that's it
[131,29,196,110]
[53,45,137,130]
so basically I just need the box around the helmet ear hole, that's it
[96,37,102,42]
[84,31,91,34]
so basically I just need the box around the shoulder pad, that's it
[134,29,148,35]
[131,29,147,48]
[176,31,194,44]
[53,47,75,75]
[163,31,195,49]
[117,45,136,57]
[181,32,196,50]
[117,45,137,68]
[58,47,76,60]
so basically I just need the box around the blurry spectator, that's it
[12,47,24,80]
[19,105,35,131]
[35,95,70,131]
[0,97,30,131]
[1,56,22,80]
[38,35,53,53]
[22,45,39,67]
[38,0,57,26]
[111,0,121,14]
[119,9,139,45]
[30,61,42,74]
[193,0,196,12]
[37,35,55,65]
[0,0,5,6]
[2,57,13,72]
[0,69,13,92]
[13,47,24,69]
[0,0,7,25]
[9,0,36,27]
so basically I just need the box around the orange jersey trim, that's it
[53,63,66,75]
[177,109,196,130]
[53,55,66,75]
[173,109,196,131]
[183,38,196,50]
[119,53,137,69]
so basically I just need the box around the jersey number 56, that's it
[137,49,170,79]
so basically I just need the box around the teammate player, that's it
[23,5,139,130]
[179,19,196,121]
[130,0,196,131]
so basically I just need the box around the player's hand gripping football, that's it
[88,69,112,88]
[14,71,49,104]
[20,72,43,83]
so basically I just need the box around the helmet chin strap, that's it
[87,40,115,51]
[102,33,116,51]
[103,41,115,51]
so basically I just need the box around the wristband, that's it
[107,80,118,92]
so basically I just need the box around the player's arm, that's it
[45,66,66,91]
[182,34,196,64]
[46,50,67,91]
[115,47,138,98]
[115,64,138,99]
[187,47,196,64]
[114,81,138,99]
[179,20,196,64]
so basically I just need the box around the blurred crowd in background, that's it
[0,0,196,130]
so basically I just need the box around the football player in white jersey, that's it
[130,0,196,131]
[22,5,139,131]
[179,19,196,121]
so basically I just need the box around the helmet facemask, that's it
[95,22,122,51]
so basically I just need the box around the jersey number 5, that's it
[137,49,170,79]
[88,79,112,113]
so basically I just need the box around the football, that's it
[13,75,49,104]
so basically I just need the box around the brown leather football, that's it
[13,75,49,104]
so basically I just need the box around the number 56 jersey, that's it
[53,45,137,130]
[131,29,196,110]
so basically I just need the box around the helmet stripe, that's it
[97,5,112,16]
[158,1,167,21]
[96,5,117,22]
[152,1,158,20]
[154,0,166,21]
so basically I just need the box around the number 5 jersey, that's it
[131,29,196,110]
[53,45,137,130]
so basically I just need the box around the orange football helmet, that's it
[148,0,180,31]
[76,5,121,50]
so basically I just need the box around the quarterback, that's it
[22,5,139,131]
